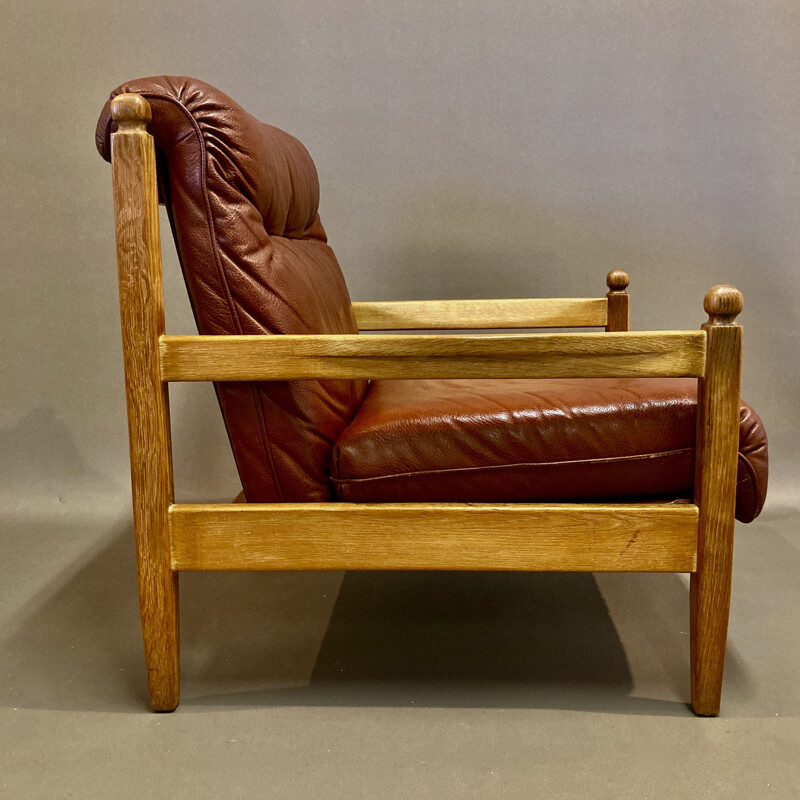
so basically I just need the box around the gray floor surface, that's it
[1,505,798,798]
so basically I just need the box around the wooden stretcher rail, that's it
[351,297,609,330]
[159,330,707,382]
[169,502,700,572]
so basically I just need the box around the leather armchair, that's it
[96,77,768,714]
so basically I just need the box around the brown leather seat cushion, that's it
[331,377,768,522]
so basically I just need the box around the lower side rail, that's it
[169,502,699,572]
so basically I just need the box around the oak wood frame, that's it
[109,94,742,716]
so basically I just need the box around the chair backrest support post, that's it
[110,93,180,711]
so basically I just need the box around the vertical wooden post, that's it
[690,285,743,716]
[110,94,180,711]
[605,270,630,331]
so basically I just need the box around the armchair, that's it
[96,77,768,715]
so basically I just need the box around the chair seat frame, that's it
[109,94,742,715]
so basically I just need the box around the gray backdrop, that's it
[2,0,798,521]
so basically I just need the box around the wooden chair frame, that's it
[109,94,742,715]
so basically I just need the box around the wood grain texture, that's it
[159,330,707,382]
[352,297,608,330]
[690,286,743,716]
[605,270,630,332]
[169,503,699,572]
[111,94,180,712]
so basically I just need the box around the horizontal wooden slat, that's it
[352,297,608,330]
[169,503,699,572]
[159,331,706,381]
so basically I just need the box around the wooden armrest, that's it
[351,297,609,330]
[159,330,706,382]
[351,271,631,331]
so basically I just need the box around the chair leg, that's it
[137,559,180,711]
[689,551,733,716]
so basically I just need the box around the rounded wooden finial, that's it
[703,285,743,324]
[110,93,152,129]
[606,269,630,292]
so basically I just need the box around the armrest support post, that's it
[691,285,744,716]
[605,269,630,332]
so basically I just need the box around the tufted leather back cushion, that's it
[96,76,367,501]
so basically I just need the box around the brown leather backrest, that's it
[96,76,367,501]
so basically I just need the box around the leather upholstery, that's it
[97,76,768,520]
[331,378,768,522]
[96,76,366,502]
